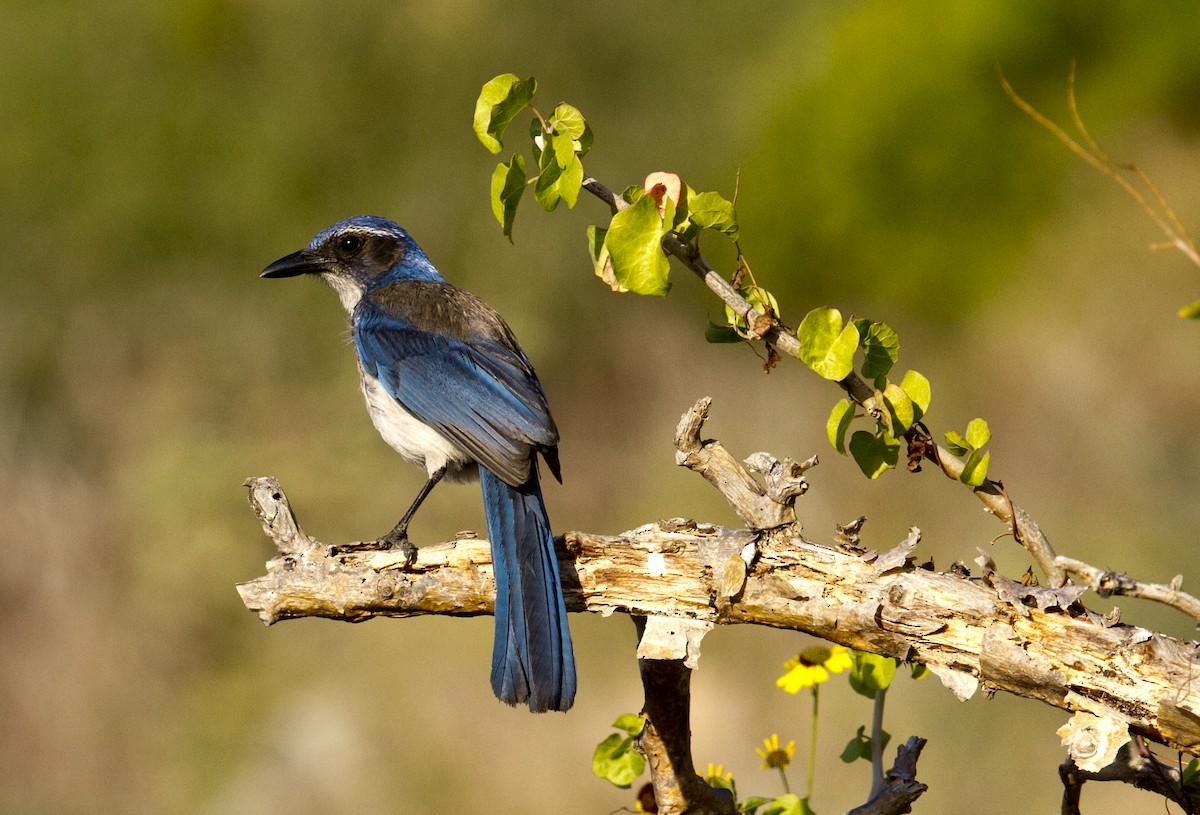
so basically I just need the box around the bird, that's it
[261,215,576,713]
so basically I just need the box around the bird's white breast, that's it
[358,364,474,480]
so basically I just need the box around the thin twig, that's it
[1000,65,1200,270]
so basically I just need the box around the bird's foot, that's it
[329,533,417,567]
[378,528,419,568]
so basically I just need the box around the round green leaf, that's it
[960,449,990,487]
[798,307,859,381]
[860,321,900,379]
[611,713,646,736]
[848,429,900,479]
[687,190,739,240]
[965,417,991,449]
[473,74,536,154]
[592,733,645,788]
[882,383,914,434]
[848,651,898,698]
[489,154,526,241]
[604,194,671,296]
[705,320,742,343]
[549,102,587,139]
[898,369,931,416]
[943,429,970,456]
[827,398,854,454]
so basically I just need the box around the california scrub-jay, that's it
[261,215,576,713]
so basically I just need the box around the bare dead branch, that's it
[1060,740,1200,813]
[845,737,929,815]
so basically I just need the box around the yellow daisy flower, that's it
[776,645,852,694]
[755,733,796,770]
[704,763,733,785]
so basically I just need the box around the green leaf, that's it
[1181,758,1200,790]
[840,725,872,763]
[797,307,859,381]
[740,796,774,814]
[911,663,930,680]
[489,154,526,241]
[760,794,809,815]
[551,127,577,167]
[687,190,739,239]
[898,370,931,417]
[604,194,672,296]
[575,121,594,157]
[549,102,587,139]
[705,320,742,343]
[1178,300,1200,319]
[943,430,971,456]
[860,322,900,379]
[611,713,646,736]
[473,74,536,154]
[587,225,623,292]
[848,429,900,479]
[532,140,582,211]
[965,417,991,449]
[960,449,990,487]
[592,733,645,788]
[848,651,897,698]
[882,383,914,435]
[826,398,854,454]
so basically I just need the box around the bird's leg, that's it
[329,467,446,566]
[374,465,447,563]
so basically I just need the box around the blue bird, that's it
[261,215,576,712]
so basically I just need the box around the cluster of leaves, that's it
[473,74,739,299]
[944,418,993,487]
[475,74,592,238]
[474,73,997,488]
[813,309,930,479]
[592,714,646,789]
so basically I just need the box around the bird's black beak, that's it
[260,249,326,278]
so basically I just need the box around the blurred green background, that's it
[4,1,1200,813]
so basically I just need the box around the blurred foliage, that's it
[3,1,1200,813]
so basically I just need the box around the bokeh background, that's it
[5,1,1200,813]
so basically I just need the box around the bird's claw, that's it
[378,530,418,568]
[328,533,417,568]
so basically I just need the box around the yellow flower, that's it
[704,763,733,785]
[755,733,796,770]
[776,645,852,694]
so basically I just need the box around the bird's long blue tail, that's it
[480,465,576,713]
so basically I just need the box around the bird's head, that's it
[261,215,442,311]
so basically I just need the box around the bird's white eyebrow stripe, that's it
[335,227,395,239]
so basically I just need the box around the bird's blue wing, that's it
[354,297,557,486]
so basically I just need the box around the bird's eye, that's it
[338,235,362,254]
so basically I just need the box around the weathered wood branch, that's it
[633,615,737,815]
[845,737,928,815]
[239,461,1200,763]
[239,397,1200,815]
[1059,739,1200,814]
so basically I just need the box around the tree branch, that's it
[1060,740,1200,814]
[845,737,928,815]
[238,402,1200,759]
